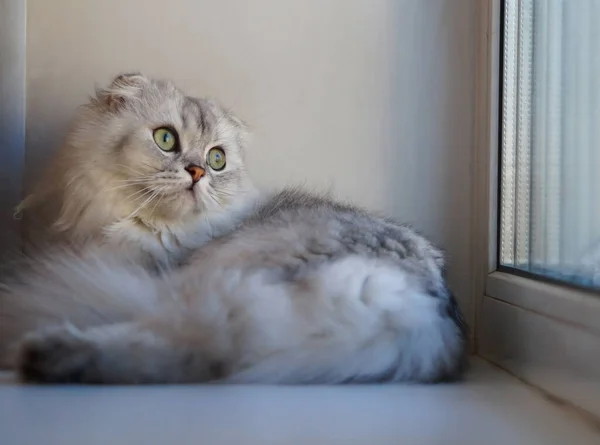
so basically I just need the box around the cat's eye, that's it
[207,147,226,171]
[153,127,178,152]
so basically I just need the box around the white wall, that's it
[25,0,476,322]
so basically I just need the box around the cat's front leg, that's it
[17,321,226,384]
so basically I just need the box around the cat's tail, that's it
[0,247,161,369]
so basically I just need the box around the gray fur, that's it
[6,188,468,384]
[1,74,468,385]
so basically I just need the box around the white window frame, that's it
[473,0,600,418]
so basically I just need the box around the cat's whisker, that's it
[139,161,160,171]
[127,188,164,219]
[114,187,160,215]
[129,160,158,170]
[116,164,148,176]
[127,197,155,220]
[148,186,169,216]
[111,177,155,185]
[206,189,223,208]
[102,182,148,193]
[216,190,236,198]
[106,176,176,193]
[124,187,156,203]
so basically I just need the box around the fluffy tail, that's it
[0,248,161,368]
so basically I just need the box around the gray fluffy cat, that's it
[0,74,467,384]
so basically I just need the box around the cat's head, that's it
[21,73,254,241]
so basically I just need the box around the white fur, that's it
[217,256,461,383]
[3,248,464,384]
[2,74,465,384]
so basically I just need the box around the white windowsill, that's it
[486,271,600,336]
[1,359,598,445]
[480,272,600,419]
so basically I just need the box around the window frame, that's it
[474,0,600,418]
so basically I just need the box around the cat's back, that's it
[250,188,442,263]
[190,188,445,286]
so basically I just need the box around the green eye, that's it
[153,127,177,151]
[207,147,226,171]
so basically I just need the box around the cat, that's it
[17,73,257,268]
[0,73,468,384]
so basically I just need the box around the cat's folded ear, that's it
[96,72,150,111]
[226,111,251,149]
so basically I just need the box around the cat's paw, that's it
[17,325,95,384]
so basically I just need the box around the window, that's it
[479,0,600,418]
[499,0,600,289]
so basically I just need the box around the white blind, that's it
[500,0,600,285]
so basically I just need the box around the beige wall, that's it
[25,0,476,319]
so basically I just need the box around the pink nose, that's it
[185,165,205,183]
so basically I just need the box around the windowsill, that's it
[480,272,600,419]
[0,358,598,445]
[486,271,600,336]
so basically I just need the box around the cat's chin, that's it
[186,188,201,205]
[178,188,206,215]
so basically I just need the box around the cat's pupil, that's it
[163,134,171,143]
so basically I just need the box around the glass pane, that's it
[500,0,600,289]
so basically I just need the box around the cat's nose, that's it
[185,165,205,183]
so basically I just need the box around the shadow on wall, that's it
[384,0,475,319]
[0,0,26,259]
